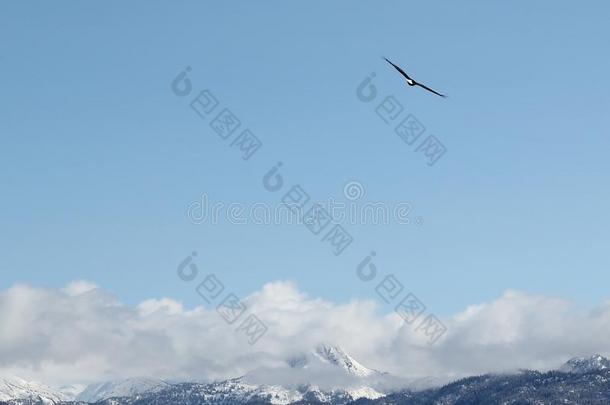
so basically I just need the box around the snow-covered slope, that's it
[0,375,68,404]
[6,352,610,404]
[560,354,610,374]
[311,343,380,377]
[119,377,382,405]
[75,377,170,402]
[242,342,386,403]
[187,378,303,405]
[0,344,386,404]
[57,384,86,400]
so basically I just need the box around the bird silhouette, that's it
[383,57,446,98]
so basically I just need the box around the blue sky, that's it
[1,0,609,316]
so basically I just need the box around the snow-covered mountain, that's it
[0,343,386,404]
[0,375,68,404]
[10,351,610,404]
[309,343,381,377]
[559,354,610,374]
[284,343,381,376]
[75,377,171,403]
[366,354,610,405]
[74,377,382,405]
[188,343,386,404]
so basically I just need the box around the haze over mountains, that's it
[2,346,610,405]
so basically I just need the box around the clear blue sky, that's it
[1,1,609,316]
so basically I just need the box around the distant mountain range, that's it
[0,376,69,404]
[2,346,610,404]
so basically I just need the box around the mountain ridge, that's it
[3,351,610,404]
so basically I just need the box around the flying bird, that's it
[383,57,446,98]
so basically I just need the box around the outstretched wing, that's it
[383,57,412,81]
[414,81,446,98]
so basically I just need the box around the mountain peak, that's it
[560,354,610,374]
[0,375,68,403]
[311,343,377,377]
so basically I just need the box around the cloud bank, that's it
[1,281,610,387]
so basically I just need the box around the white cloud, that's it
[62,281,98,296]
[1,281,610,388]
[137,298,184,316]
